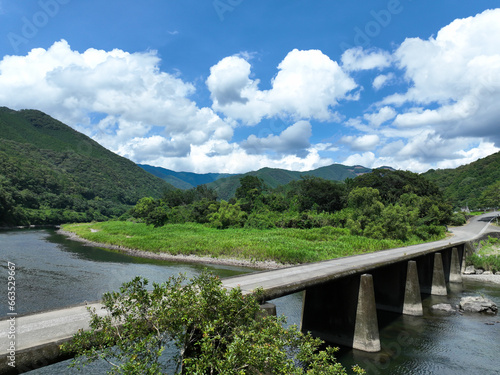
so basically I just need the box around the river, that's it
[1,228,499,374]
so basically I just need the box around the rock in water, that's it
[431,304,456,314]
[464,266,476,275]
[459,296,498,315]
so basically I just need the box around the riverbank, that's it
[58,228,286,270]
[58,221,420,270]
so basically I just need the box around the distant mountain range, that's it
[139,163,375,200]
[138,164,233,190]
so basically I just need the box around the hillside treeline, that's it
[0,108,172,226]
[423,151,500,210]
[131,169,457,242]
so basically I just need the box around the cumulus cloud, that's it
[0,40,235,163]
[384,8,500,147]
[241,120,312,157]
[341,47,392,71]
[339,9,500,171]
[141,140,333,174]
[372,73,395,90]
[364,106,396,127]
[341,134,380,152]
[206,55,252,106]
[207,49,358,125]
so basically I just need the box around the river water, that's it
[1,229,499,374]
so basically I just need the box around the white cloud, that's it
[341,47,392,71]
[206,55,253,106]
[341,134,380,152]
[342,152,377,168]
[372,73,394,90]
[364,106,396,127]
[241,121,312,156]
[384,8,500,147]
[207,49,358,125]
[142,141,333,174]
[0,40,234,162]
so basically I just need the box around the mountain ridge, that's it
[140,163,375,201]
[0,107,173,225]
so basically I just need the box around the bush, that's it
[468,254,500,274]
[449,212,467,226]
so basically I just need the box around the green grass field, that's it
[62,221,432,265]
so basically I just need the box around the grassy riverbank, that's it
[61,221,430,265]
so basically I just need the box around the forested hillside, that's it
[423,151,500,210]
[0,107,173,226]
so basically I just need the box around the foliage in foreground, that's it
[63,272,364,375]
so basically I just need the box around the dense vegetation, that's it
[64,272,365,374]
[467,234,500,273]
[0,107,173,226]
[423,151,500,210]
[130,170,452,242]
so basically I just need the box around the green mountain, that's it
[423,151,500,210]
[138,164,233,190]
[0,107,173,226]
[207,164,373,201]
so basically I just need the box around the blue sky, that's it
[1,1,499,173]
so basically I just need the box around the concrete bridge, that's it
[1,212,499,373]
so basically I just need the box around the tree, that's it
[208,201,247,229]
[293,177,346,213]
[64,272,364,375]
[235,175,267,201]
[351,169,442,204]
[480,181,500,209]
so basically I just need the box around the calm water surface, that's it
[1,229,499,374]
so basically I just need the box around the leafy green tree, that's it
[235,176,267,201]
[351,169,442,204]
[64,272,364,375]
[345,187,384,237]
[130,197,157,219]
[480,181,500,208]
[292,177,346,213]
[208,201,247,229]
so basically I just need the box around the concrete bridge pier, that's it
[403,260,423,316]
[301,273,380,353]
[353,274,380,352]
[449,247,463,284]
[431,253,447,296]
[370,260,423,316]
